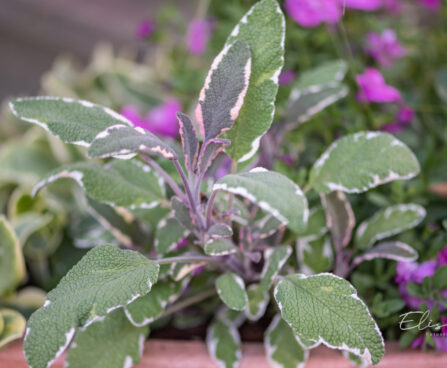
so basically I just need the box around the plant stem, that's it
[155,255,217,265]
[205,190,218,229]
[158,288,217,320]
[225,160,238,224]
[141,155,185,200]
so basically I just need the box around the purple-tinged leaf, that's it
[88,124,177,160]
[208,223,233,239]
[321,191,355,250]
[195,39,251,141]
[177,112,199,172]
[198,138,230,175]
[352,241,418,266]
[171,197,196,233]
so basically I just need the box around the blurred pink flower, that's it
[381,105,414,134]
[382,0,402,14]
[411,335,425,349]
[343,0,383,10]
[278,70,296,85]
[356,68,401,103]
[420,0,442,11]
[284,0,342,27]
[187,18,213,55]
[136,20,155,39]
[365,29,407,68]
[121,98,182,138]
[438,245,447,266]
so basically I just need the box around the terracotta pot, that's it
[1,339,446,368]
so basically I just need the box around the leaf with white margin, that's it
[205,238,238,256]
[264,315,308,368]
[196,39,251,142]
[296,236,333,275]
[155,215,189,255]
[33,159,165,210]
[207,319,242,368]
[0,309,26,349]
[274,273,385,365]
[253,215,282,239]
[24,245,159,368]
[297,207,327,241]
[171,196,196,232]
[223,0,285,162]
[66,309,148,368]
[125,279,185,326]
[342,350,369,368]
[214,168,308,233]
[352,241,418,267]
[0,216,26,295]
[294,60,348,92]
[217,307,246,328]
[309,132,420,194]
[177,112,199,171]
[198,138,230,175]
[355,204,426,249]
[245,284,269,321]
[88,124,177,160]
[286,84,348,125]
[9,97,131,147]
[260,245,292,290]
[321,191,355,250]
[208,223,233,239]
[215,273,248,311]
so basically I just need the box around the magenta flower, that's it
[411,335,425,349]
[365,29,407,68]
[343,0,383,10]
[356,68,401,103]
[380,105,414,134]
[187,18,213,55]
[284,0,342,27]
[420,0,442,11]
[121,98,182,138]
[136,20,155,39]
[278,70,296,85]
[438,245,447,266]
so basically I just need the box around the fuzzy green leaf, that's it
[294,60,348,92]
[297,207,327,241]
[214,168,308,233]
[246,284,269,321]
[296,236,333,275]
[309,132,420,194]
[205,238,238,256]
[0,309,26,349]
[223,0,285,162]
[260,245,292,290]
[207,319,242,368]
[9,97,131,146]
[216,273,248,311]
[24,245,159,368]
[274,273,384,365]
[177,113,199,171]
[155,215,189,255]
[66,309,149,368]
[353,241,418,266]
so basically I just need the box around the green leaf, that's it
[125,279,185,326]
[297,207,327,241]
[309,132,420,194]
[432,265,447,290]
[9,97,131,146]
[342,350,368,368]
[260,245,292,290]
[253,215,283,239]
[296,236,333,275]
[205,238,238,256]
[264,315,308,368]
[274,273,384,365]
[0,216,26,296]
[12,213,54,246]
[208,223,233,239]
[321,191,355,249]
[294,60,348,92]
[435,69,447,103]
[177,113,199,171]
[224,0,285,162]
[0,309,26,349]
[245,284,269,321]
[355,204,426,249]
[198,139,230,175]
[66,309,149,368]
[214,168,308,233]
[353,241,418,266]
[215,273,248,311]
[196,39,251,142]
[24,245,159,368]
[88,124,177,160]
[34,159,165,210]
[207,319,241,368]
[171,197,195,232]
[155,215,189,255]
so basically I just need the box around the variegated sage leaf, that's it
[198,138,230,175]
[294,60,348,92]
[155,215,189,255]
[24,245,159,368]
[265,315,308,368]
[88,124,177,160]
[353,241,418,266]
[196,39,251,142]
[253,215,282,239]
[214,168,308,233]
[9,97,131,147]
[0,216,26,295]
[297,207,327,241]
[66,309,149,368]
[355,204,426,249]
[207,319,242,368]
[125,279,185,326]
[208,223,233,238]
[309,132,420,194]
[321,191,355,250]
[246,284,269,321]
[205,238,238,256]
[171,197,196,232]
[34,159,164,210]
[296,236,333,275]
[274,273,385,365]
[260,245,292,290]
[342,350,369,368]
[177,112,199,171]
[0,309,26,349]
[215,273,248,311]
[224,0,285,162]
